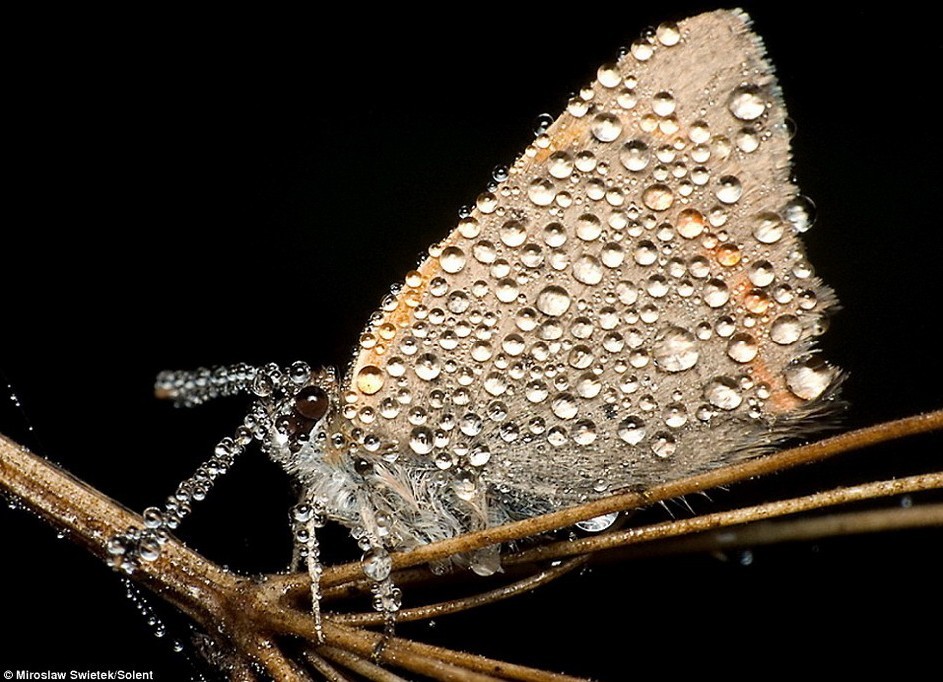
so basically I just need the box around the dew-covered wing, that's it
[335,9,840,515]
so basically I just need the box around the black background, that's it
[3,3,941,679]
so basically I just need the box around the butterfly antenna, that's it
[155,363,260,406]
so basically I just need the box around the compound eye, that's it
[293,386,330,421]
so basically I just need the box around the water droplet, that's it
[716,243,742,267]
[409,426,434,454]
[572,420,597,445]
[597,63,622,88]
[651,432,677,458]
[139,536,162,563]
[785,357,835,400]
[676,208,706,238]
[655,21,681,46]
[748,260,776,287]
[534,112,554,135]
[784,195,817,233]
[439,246,466,274]
[576,373,602,398]
[591,113,623,142]
[548,151,573,179]
[753,212,785,244]
[528,178,556,206]
[704,377,742,410]
[572,255,604,285]
[715,175,743,204]
[414,354,441,381]
[630,39,654,61]
[551,393,579,419]
[652,91,676,116]
[576,213,603,241]
[728,84,766,121]
[642,184,674,211]
[499,219,527,247]
[653,326,699,372]
[469,445,491,467]
[619,139,650,171]
[770,314,802,345]
[604,85,631,111]
[703,279,730,308]
[576,512,619,532]
[142,507,164,530]
[727,333,759,363]
[362,548,392,581]
[473,240,497,264]
[355,365,384,395]
[618,416,646,445]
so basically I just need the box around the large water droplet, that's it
[653,326,699,372]
[785,357,835,400]
[784,195,817,233]
[528,178,557,206]
[552,393,579,419]
[770,314,802,345]
[414,354,441,381]
[576,214,603,241]
[500,220,527,247]
[752,212,785,244]
[591,113,623,142]
[597,63,622,88]
[356,365,384,395]
[572,255,604,284]
[727,333,759,363]
[704,377,742,410]
[651,432,677,458]
[618,416,646,444]
[656,21,681,46]
[652,91,676,117]
[715,175,743,204]
[362,548,392,581]
[619,139,650,171]
[536,286,572,316]
[728,85,766,121]
[409,426,434,455]
[676,208,706,238]
[642,184,674,211]
[548,151,573,179]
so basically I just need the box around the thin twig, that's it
[318,645,411,682]
[333,557,588,626]
[301,649,352,682]
[504,472,943,565]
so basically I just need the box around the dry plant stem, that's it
[2,412,940,680]
[504,472,943,565]
[318,646,411,682]
[332,557,588,626]
[261,607,588,682]
[253,636,315,682]
[0,434,239,625]
[277,408,943,595]
[594,504,943,562]
[301,649,351,682]
[0,434,585,682]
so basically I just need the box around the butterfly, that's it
[138,8,844,623]
[3,3,940,676]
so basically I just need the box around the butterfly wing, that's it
[333,10,839,530]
